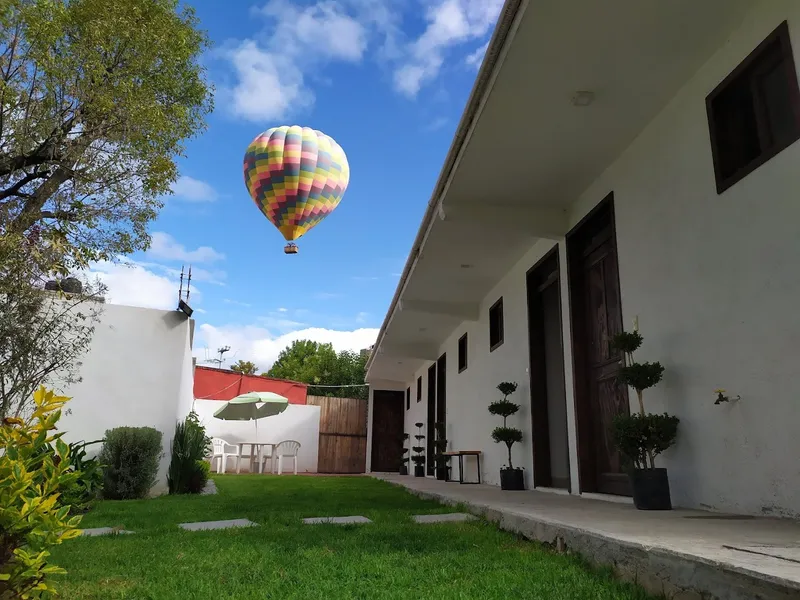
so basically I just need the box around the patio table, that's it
[236,442,276,474]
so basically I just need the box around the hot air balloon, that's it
[243,126,350,254]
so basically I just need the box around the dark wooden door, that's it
[567,194,630,496]
[527,247,570,490]
[308,395,368,474]
[426,364,436,476]
[370,390,404,472]
[436,354,446,439]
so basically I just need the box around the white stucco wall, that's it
[59,303,195,495]
[384,0,800,517]
[567,0,800,517]
[401,240,559,489]
[192,399,321,473]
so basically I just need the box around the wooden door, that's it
[426,364,436,476]
[527,247,570,490]
[436,354,446,441]
[567,194,631,496]
[308,395,368,474]
[370,390,404,472]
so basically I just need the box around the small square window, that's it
[707,21,800,193]
[458,333,468,372]
[416,376,422,402]
[489,297,504,351]
[406,387,410,411]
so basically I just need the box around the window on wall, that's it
[458,333,468,372]
[706,21,800,193]
[416,376,422,402]
[489,298,504,351]
[406,387,410,411]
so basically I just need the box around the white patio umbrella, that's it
[213,391,289,438]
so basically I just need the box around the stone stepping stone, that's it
[179,518,257,531]
[302,516,372,525]
[413,513,476,524]
[80,527,134,537]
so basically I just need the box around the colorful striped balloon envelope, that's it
[243,126,350,253]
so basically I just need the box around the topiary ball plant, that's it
[489,382,525,490]
[609,323,679,510]
[412,422,426,476]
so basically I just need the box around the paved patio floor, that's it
[374,473,800,600]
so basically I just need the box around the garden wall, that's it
[193,399,321,473]
[58,303,196,495]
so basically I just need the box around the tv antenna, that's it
[177,265,193,316]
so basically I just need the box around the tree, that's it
[267,340,368,400]
[0,0,213,268]
[230,360,257,376]
[0,231,103,417]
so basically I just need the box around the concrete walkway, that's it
[374,473,800,600]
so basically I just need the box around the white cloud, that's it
[172,176,218,202]
[224,298,253,308]
[195,323,378,371]
[258,1,367,61]
[219,1,495,112]
[425,116,448,131]
[393,0,501,97]
[136,260,226,286]
[88,260,179,310]
[225,40,308,122]
[222,0,374,122]
[465,41,489,69]
[147,232,225,263]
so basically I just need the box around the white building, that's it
[59,302,196,495]
[366,0,800,518]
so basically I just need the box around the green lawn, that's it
[52,476,655,599]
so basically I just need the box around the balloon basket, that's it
[284,243,298,254]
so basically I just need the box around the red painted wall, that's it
[193,366,307,405]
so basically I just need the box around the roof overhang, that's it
[367,0,756,383]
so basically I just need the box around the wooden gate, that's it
[307,395,368,473]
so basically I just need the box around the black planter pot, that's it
[414,465,425,477]
[435,465,449,481]
[399,465,408,476]
[630,468,672,510]
[499,468,524,490]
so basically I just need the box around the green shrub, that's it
[99,427,163,500]
[60,440,105,513]
[611,412,679,470]
[0,387,83,598]
[167,411,211,495]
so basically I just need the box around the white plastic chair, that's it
[274,440,301,475]
[211,438,240,474]
[259,445,276,474]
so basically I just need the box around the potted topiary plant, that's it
[399,433,409,475]
[610,325,679,510]
[411,422,426,477]
[433,422,449,481]
[489,382,524,490]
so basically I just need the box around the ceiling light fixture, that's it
[571,90,595,107]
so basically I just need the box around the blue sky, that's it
[91,0,502,371]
